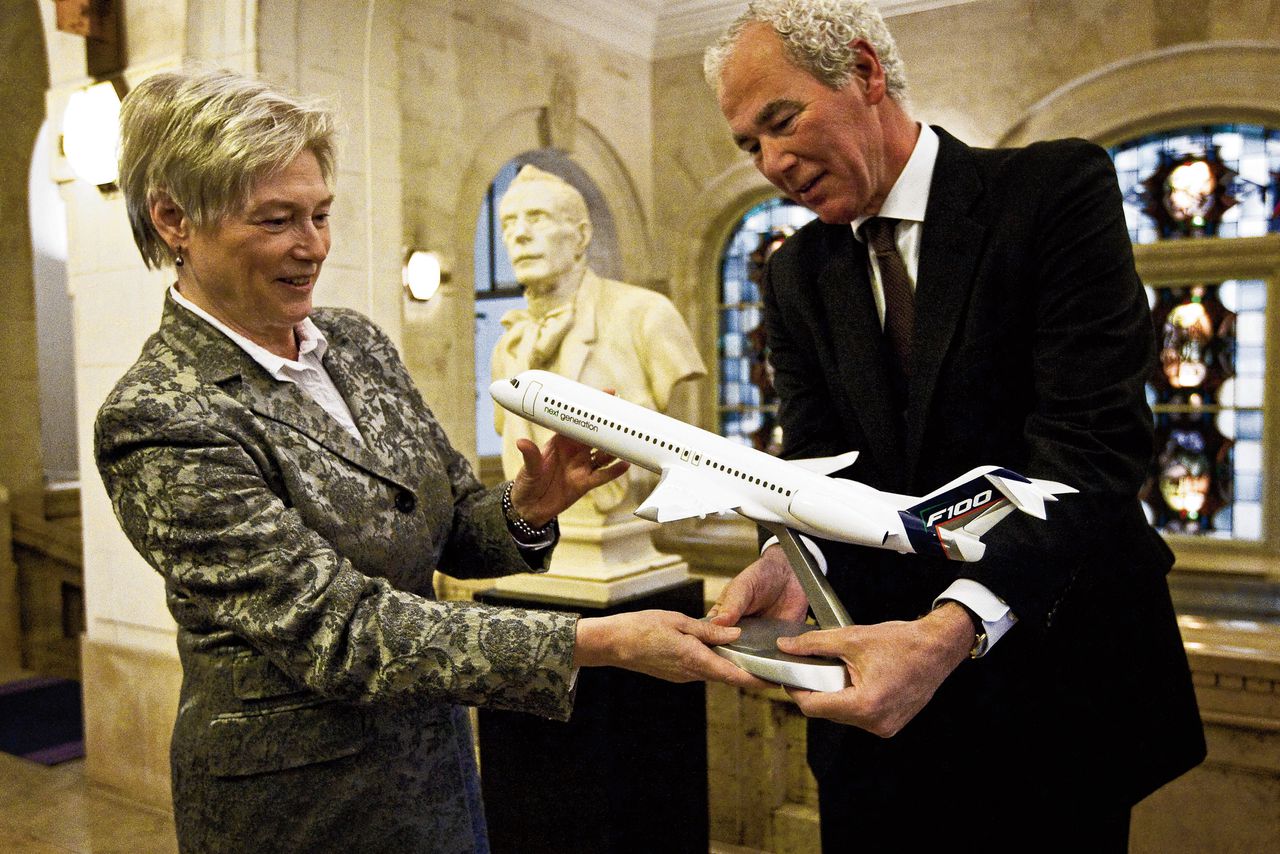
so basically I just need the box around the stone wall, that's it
[0,487,21,677]
[395,0,656,461]
[10,486,83,681]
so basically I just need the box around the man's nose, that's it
[758,138,797,181]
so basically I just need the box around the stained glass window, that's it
[1110,124,1280,243]
[1142,280,1266,539]
[718,198,816,449]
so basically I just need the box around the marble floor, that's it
[0,666,176,854]
[0,748,766,854]
[0,752,177,853]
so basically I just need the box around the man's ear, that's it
[848,39,887,103]
[575,219,593,258]
[149,191,191,251]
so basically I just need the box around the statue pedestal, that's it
[493,516,688,605]
[476,579,708,854]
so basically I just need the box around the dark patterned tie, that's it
[863,216,914,378]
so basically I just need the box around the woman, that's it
[96,68,753,853]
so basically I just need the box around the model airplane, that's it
[490,370,1076,563]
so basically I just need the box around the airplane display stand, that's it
[711,524,852,692]
[476,579,708,854]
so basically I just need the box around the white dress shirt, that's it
[170,286,362,441]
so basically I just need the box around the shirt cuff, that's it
[933,578,1017,657]
[510,526,556,550]
[760,534,828,575]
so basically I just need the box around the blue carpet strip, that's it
[0,676,85,765]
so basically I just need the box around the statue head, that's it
[498,165,593,297]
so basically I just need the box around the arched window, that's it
[1110,124,1280,243]
[717,198,816,452]
[1110,124,1280,542]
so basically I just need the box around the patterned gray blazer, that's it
[96,295,578,853]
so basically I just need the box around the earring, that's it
[175,246,184,268]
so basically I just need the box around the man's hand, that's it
[509,434,629,527]
[777,601,975,736]
[706,544,810,626]
[574,610,771,689]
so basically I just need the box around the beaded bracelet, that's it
[501,481,555,542]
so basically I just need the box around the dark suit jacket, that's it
[762,128,1205,814]
[96,297,579,853]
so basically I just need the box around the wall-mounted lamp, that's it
[403,250,448,301]
[62,80,123,188]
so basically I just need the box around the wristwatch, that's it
[933,579,1016,659]
[968,622,990,659]
[935,600,988,659]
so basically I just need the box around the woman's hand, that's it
[573,610,769,689]
[509,434,629,527]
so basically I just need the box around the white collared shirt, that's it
[169,285,362,442]
[851,122,938,328]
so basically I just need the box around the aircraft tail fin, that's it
[899,467,1077,561]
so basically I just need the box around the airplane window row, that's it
[705,459,792,497]
[542,393,793,499]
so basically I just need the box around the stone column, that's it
[0,485,23,676]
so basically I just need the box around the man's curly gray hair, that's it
[703,0,909,101]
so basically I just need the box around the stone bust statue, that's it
[491,165,705,522]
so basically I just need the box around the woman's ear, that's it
[149,191,190,252]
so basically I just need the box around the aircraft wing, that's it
[787,450,860,475]
[635,465,742,523]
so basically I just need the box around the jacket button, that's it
[395,489,416,513]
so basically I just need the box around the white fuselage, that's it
[490,370,911,552]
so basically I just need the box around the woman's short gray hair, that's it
[118,68,337,269]
[703,0,909,101]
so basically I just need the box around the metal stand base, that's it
[713,616,848,692]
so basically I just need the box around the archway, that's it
[999,41,1280,147]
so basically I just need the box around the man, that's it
[702,2,1205,849]
[491,165,704,520]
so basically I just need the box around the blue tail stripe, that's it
[900,468,1031,560]
[899,510,946,558]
